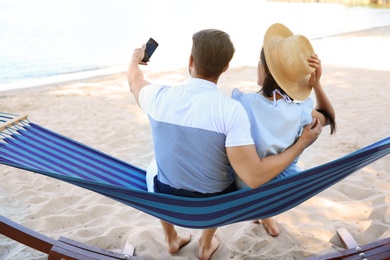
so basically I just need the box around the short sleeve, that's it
[231,88,243,101]
[225,101,254,147]
[139,84,166,113]
[298,98,314,135]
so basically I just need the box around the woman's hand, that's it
[308,54,322,88]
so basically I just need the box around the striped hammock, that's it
[1,114,389,229]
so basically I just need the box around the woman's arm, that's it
[309,54,336,134]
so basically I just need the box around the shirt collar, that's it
[183,78,217,90]
[270,89,292,107]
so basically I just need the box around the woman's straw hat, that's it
[263,23,315,101]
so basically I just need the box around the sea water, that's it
[0,0,389,91]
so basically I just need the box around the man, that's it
[127,29,321,260]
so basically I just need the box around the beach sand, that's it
[0,27,389,260]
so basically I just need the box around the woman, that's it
[232,23,336,237]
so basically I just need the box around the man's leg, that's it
[160,220,191,253]
[198,228,220,260]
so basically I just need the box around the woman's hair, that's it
[191,29,235,79]
[317,108,336,135]
[260,47,337,135]
[259,47,286,98]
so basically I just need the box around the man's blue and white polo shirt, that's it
[139,78,253,193]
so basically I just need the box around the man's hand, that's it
[131,44,148,65]
[298,118,322,149]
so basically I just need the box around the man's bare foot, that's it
[199,234,220,260]
[167,233,191,254]
[254,218,279,237]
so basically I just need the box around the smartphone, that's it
[142,38,158,62]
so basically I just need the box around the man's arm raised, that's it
[127,44,151,106]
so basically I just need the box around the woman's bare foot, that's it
[254,218,279,237]
[167,233,192,254]
[199,234,220,260]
